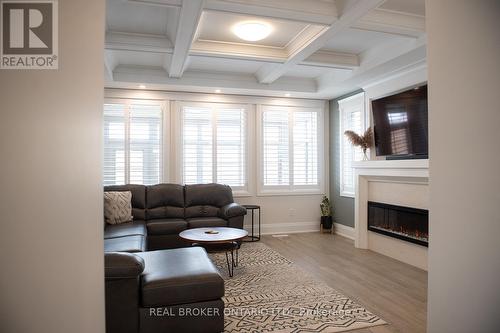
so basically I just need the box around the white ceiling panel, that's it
[321,28,410,54]
[379,0,425,17]
[186,56,263,74]
[196,11,312,48]
[285,65,351,79]
[106,0,176,35]
[111,50,167,68]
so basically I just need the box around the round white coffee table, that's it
[179,227,248,277]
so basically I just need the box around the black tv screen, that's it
[371,85,428,158]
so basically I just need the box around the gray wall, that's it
[0,1,106,332]
[426,0,500,332]
[329,90,363,227]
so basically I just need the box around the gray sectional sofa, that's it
[103,183,247,333]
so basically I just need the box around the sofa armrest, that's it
[105,252,145,279]
[219,203,247,219]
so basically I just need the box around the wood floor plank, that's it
[260,232,428,333]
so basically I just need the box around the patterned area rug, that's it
[209,242,386,333]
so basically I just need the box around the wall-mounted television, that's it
[371,84,428,159]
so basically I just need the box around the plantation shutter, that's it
[216,108,247,187]
[129,104,162,185]
[182,106,213,184]
[103,102,162,186]
[293,111,319,185]
[262,109,290,186]
[103,104,126,186]
[181,104,247,189]
[339,93,365,196]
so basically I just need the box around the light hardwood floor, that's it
[260,232,428,333]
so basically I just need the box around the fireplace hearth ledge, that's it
[352,159,429,269]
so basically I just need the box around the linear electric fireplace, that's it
[367,201,428,247]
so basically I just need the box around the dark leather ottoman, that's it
[136,247,225,333]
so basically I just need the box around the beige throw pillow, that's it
[104,191,133,224]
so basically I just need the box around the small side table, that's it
[242,205,261,242]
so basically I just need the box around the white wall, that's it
[368,181,429,209]
[105,89,329,234]
[426,1,500,332]
[237,195,324,235]
[0,1,105,332]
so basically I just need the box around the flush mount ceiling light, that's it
[232,21,272,42]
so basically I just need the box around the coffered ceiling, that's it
[105,0,426,99]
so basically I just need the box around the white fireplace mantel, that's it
[352,159,429,250]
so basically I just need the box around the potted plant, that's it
[320,196,333,230]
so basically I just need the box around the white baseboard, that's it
[333,223,355,240]
[242,221,354,238]
[243,221,320,235]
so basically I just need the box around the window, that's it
[179,102,248,191]
[259,106,322,194]
[388,111,410,154]
[339,92,365,197]
[103,102,163,186]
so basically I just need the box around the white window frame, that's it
[338,92,366,198]
[104,98,169,184]
[257,105,325,196]
[174,101,251,196]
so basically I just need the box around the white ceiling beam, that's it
[204,0,337,25]
[256,0,385,84]
[104,50,117,82]
[190,40,286,62]
[125,0,182,8]
[105,34,359,70]
[284,25,329,56]
[353,9,425,38]
[192,41,360,69]
[104,64,113,82]
[303,50,359,69]
[168,0,204,78]
[106,31,173,53]
[126,0,338,25]
[111,66,318,96]
[104,62,113,82]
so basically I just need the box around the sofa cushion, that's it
[137,248,224,307]
[105,185,146,220]
[185,205,220,219]
[187,217,227,229]
[219,203,247,219]
[104,191,133,224]
[105,252,145,279]
[185,184,234,218]
[185,183,234,207]
[104,220,147,239]
[147,219,187,236]
[147,235,188,251]
[104,235,146,253]
[146,184,185,220]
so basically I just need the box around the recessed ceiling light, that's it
[215,89,221,93]
[285,93,291,97]
[232,21,272,42]
[139,84,146,89]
